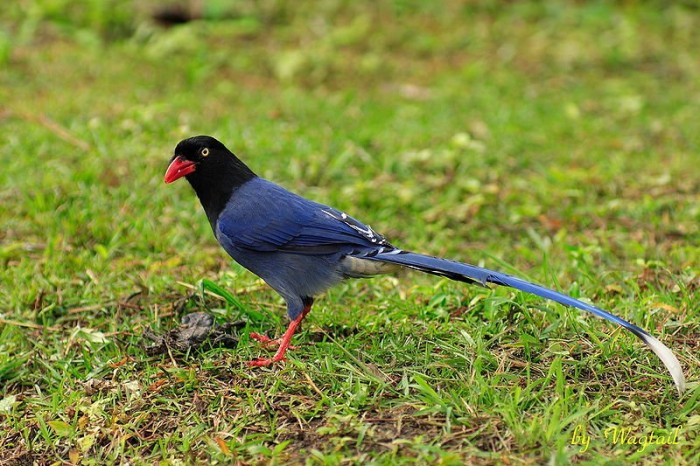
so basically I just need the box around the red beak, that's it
[164,156,196,183]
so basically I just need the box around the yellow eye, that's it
[201,148,210,157]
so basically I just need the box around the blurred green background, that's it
[1,1,698,464]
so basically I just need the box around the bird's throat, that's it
[187,158,257,231]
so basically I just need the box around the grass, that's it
[1,1,699,464]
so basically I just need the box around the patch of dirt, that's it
[142,312,244,355]
[0,451,38,466]
[273,404,506,460]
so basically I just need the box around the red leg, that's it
[248,304,311,367]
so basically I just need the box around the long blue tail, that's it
[363,249,685,393]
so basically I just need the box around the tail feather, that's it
[364,249,685,394]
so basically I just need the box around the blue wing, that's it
[216,178,392,255]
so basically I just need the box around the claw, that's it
[249,332,299,350]
[247,355,285,367]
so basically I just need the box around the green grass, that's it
[1,1,699,464]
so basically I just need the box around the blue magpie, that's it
[164,135,684,393]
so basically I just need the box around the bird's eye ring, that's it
[201,148,210,157]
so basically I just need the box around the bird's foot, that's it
[247,303,311,369]
[247,355,285,367]
[249,332,299,350]
[246,332,296,367]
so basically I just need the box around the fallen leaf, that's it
[215,436,231,455]
[651,302,680,313]
[0,394,17,412]
[147,379,168,392]
[69,448,80,465]
[109,357,129,368]
[49,420,73,437]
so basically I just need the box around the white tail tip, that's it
[639,332,686,395]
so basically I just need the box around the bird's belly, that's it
[226,248,344,299]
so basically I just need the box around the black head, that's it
[164,135,254,184]
[165,135,257,227]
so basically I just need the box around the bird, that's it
[164,135,685,393]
